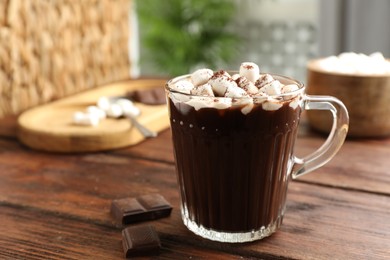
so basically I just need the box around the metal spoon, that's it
[105,96,158,138]
[126,113,157,138]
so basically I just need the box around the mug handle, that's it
[291,95,349,179]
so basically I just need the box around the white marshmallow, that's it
[185,98,211,111]
[122,105,141,117]
[86,106,106,120]
[281,84,299,94]
[191,68,213,86]
[186,97,232,110]
[191,83,215,97]
[209,72,238,96]
[169,92,191,103]
[115,98,134,108]
[171,80,194,94]
[262,100,283,111]
[255,74,274,89]
[106,103,123,118]
[253,94,267,104]
[225,85,248,98]
[114,98,141,117]
[213,98,232,109]
[281,84,300,100]
[232,96,253,108]
[231,73,240,80]
[73,111,100,126]
[114,98,139,117]
[319,52,390,75]
[369,52,385,60]
[97,96,111,111]
[289,98,301,109]
[241,103,254,115]
[239,62,260,83]
[236,76,258,95]
[260,80,282,96]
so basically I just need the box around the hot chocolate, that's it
[168,98,301,233]
[166,62,348,243]
[166,62,303,238]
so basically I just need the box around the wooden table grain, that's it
[0,103,389,259]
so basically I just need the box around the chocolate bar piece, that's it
[126,88,166,105]
[122,225,161,257]
[111,194,172,225]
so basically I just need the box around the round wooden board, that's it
[17,79,169,153]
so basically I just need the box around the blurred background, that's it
[0,0,389,118]
[134,0,390,82]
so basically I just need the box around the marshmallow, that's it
[97,96,111,111]
[231,73,240,80]
[169,92,191,103]
[235,76,258,95]
[209,71,238,96]
[253,95,267,104]
[73,111,100,126]
[260,80,282,96]
[166,62,303,113]
[241,103,254,115]
[123,105,141,117]
[225,85,248,98]
[318,52,390,75]
[255,74,274,89]
[171,80,194,94]
[114,98,141,117]
[185,98,211,111]
[239,62,260,83]
[281,84,300,100]
[281,84,299,94]
[213,98,233,109]
[191,83,215,97]
[289,98,300,109]
[86,106,106,120]
[115,98,134,109]
[262,100,283,111]
[106,103,123,118]
[186,97,232,110]
[191,68,213,86]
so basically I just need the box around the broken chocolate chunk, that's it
[126,87,166,105]
[122,225,161,257]
[111,194,172,225]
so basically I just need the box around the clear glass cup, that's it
[165,73,349,243]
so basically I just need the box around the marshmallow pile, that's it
[73,97,140,126]
[317,52,390,75]
[168,62,301,113]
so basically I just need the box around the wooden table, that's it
[0,98,389,259]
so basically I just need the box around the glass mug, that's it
[165,73,349,243]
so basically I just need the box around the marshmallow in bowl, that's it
[317,52,390,75]
[167,62,302,113]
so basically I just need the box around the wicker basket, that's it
[0,0,132,117]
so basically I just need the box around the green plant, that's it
[137,0,239,76]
